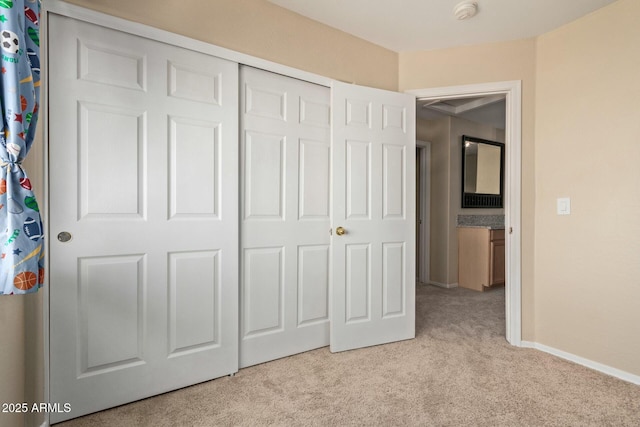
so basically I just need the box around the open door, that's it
[330,81,416,352]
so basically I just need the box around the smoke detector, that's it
[453,1,478,20]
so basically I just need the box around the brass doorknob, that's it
[335,226,346,236]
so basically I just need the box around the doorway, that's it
[408,82,522,346]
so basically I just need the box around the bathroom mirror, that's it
[461,135,504,208]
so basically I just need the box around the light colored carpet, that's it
[58,284,640,426]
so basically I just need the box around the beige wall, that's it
[63,0,398,91]
[418,116,504,286]
[401,38,537,340]
[0,297,26,427]
[534,0,640,376]
[418,117,451,285]
[407,0,640,376]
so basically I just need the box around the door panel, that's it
[79,102,145,218]
[383,144,406,219]
[346,140,371,219]
[243,246,284,337]
[244,131,285,219]
[299,140,330,219]
[78,255,145,375]
[346,243,371,322]
[382,242,405,317]
[168,250,220,355]
[168,117,220,218]
[297,245,330,325]
[49,15,238,423]
[240,66,330,367]
[331,81,416,352]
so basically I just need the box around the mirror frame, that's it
[461,135,505,208]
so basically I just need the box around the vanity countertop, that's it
[457,214,505,230]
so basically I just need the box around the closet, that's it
[47,10,415,423]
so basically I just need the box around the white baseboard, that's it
[426,281,458,289]
[521,341,640,386]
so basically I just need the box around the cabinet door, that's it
[490,239,506,285]
[458,227,490,291]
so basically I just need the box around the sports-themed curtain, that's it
[0,0,43,295]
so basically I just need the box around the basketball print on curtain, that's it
[0,0,44,294]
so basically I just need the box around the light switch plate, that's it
[557,197,571,215]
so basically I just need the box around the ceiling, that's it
[267,0,616,129]
[419,96,506,129]
[268,0,617,52]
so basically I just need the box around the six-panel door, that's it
[239,66,331,367]
[330,81,416,352]
[48,15,239,422]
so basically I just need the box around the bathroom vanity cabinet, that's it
[458,227,505,291]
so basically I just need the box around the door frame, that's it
[406,82,522,346]
[415,141,430,284]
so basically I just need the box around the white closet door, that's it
[48,15,238,422]
[330,81,416,352]
[240,66,331,367]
